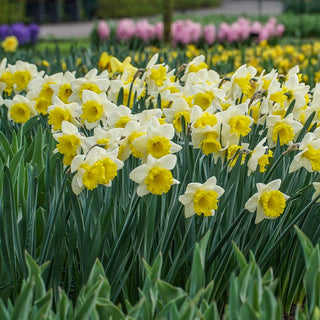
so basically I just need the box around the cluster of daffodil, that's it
[100,41,320,85]
[1,52,320,224]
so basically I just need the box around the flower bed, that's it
[96,17,285,46]
[0,23,39,45]
[1,44,320,318]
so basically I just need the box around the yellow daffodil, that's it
[1,36,18,52]
[179,176,224,218]
[245,179,289,224]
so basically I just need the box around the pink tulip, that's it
[203,24,216,45]
[97,20,110,40]
[116,19,136,41]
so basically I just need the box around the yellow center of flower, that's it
[173,111,190,133]
[81,162,105,191]
[79,83,102,100]
[115,116,131,128]
[229,115,251,137]
[184,96,194,108]
[284,89,294,102]
[97,157,118,185]
[63,154,76,166]
[303,146,320,171]
[57,134,81,157]
[193,112,217,129]
[145,166,173,195]
[35,97,51,115]
[188,62,208,73]
[122,88,135,108]
[271,122,294,146]
[117,143,126,161]
[249,105,260,124]
[201,132,221,155]
[0,71,14,94]
[150,65,167,87]
[160,99,172,109]
[262,79,271,90]
[81,100,103,123]
[48,107,72,131]
[258,150,273,172]
[96,138,110,149]
[128,132,146,158]
[40,82,55,101]
[227,145,246,167]
[220,102,231,111]
[166,86,180,94]
[272,109,286,118]
[58,84,73,104]
[146,136,171,158]
[234,73,255,97]
[9,103,31,123]
[260,190,286,218]
[270,90,288,107]
[193,189,218,216]
[193,91,215,111]
[13,71,32,92]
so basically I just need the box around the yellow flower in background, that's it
[245,179,289,224]
[98,51,112,71]
[42,60,50,68]
[1,36,18,52]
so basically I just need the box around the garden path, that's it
[38,0,283,39]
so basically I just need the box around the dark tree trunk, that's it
[163,0,174,43]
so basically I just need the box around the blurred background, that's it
[0,0,318,25]
[0,0,222,24]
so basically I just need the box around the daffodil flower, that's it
[71,146,123,195]
[245,179,289,224]
[289,132,320,173]
[129,154,179,197]
[4,94,36,124]
[179,176,224,218]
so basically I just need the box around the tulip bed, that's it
[0,40,320,319]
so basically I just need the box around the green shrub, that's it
[283,0,320,14]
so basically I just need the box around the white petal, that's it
[185,206,195,218]
[245,193,259,213]
[129,165,147,183]
[71,155,85,172]
[265,179,281,191]
[71,176,84,195]
[137,184,149,197]
[157,154,177,170]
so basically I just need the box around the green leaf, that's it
[74,289,98,320]
[0,300,10,320]
[295,226,314,265]
[96,299,125,320]
[57,289,70,320]
[29,126,44,169]
[284,99,296,118]
[189,230,210,298]
[11,280,34,320]
[33,290,53,320]
[232,241,248,270]
[86,259,108,292]
[157,279,187,306]
[0,130,14,159]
